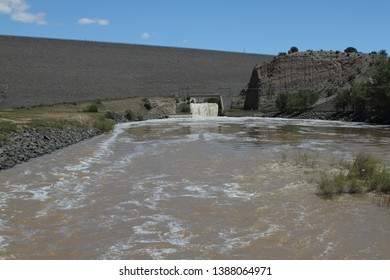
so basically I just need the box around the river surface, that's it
[0,117,390,259]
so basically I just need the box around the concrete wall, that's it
[0,36,273,109]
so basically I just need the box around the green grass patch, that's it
[0,121,19,142]
[28,118,82,130]
[0,121,18,133]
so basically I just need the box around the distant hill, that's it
[241,50,377,111]
[0,36,273,109]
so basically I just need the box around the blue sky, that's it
[1,0,389,55]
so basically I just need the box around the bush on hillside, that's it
[288,46,299,54]
[344,47,358,53]
[276,90,319,112]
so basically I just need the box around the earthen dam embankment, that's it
[0,36,273,109]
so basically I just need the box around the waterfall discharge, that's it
[190,103,218,117]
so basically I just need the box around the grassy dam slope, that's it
[0,36,273,109]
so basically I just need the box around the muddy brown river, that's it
[0,117,389,259]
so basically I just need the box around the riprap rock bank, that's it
[0,126,100,170]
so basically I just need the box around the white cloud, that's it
[0,0,47,25]
[78,17,110,26]
[78,17,95,25]
[0,1,12,14]
[97,19,109,26]
[141,32,151,39]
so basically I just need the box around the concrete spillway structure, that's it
[0,36,273,109]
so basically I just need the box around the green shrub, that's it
[378,50,388,57]
[94,117,114,132]
[288,46,299,54]
[317,172,346,198]
[276,90,319,112]
[124,109,137,121]
[333,172,348,194]
[317,172,335,198]
[83,104,99,113]
[335,89,351,111]
[346,178,364,194]
[344,47,358,53]
[275,92,291,112]
[124,109,143,121]
[348,152,379,180]
[369,169,390,193]
[317,153,390,199]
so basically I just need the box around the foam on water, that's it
[0,236,8,253]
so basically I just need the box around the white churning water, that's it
[190,103,219,117]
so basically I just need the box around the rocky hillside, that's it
[241,50,377,111]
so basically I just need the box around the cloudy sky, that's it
[1,0,389,54]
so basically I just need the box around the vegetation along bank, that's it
[0,97,175,170]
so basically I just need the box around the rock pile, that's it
[0,126,100,170]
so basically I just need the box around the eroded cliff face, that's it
[242,51,377,111]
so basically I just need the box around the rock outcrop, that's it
[143,98,177,119]
[242,51,377,111]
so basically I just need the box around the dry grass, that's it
[0,99,128,137]
[0,96,176,141]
